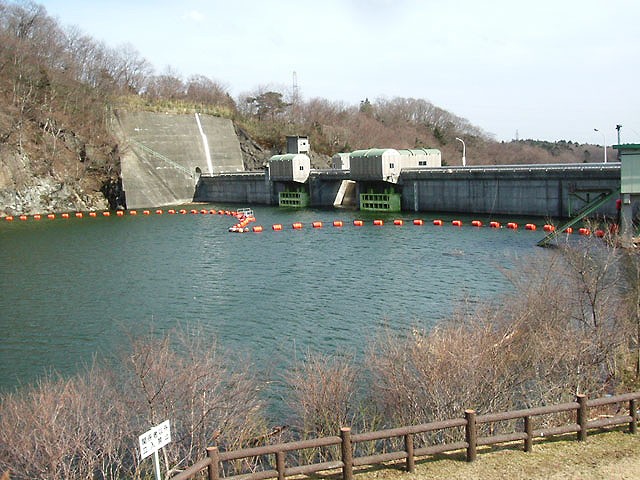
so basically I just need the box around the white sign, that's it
[139,420,171,460]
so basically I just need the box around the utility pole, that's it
[455,137,466,167]
[594,128,607,163]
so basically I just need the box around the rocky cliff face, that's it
[0,122,123,216]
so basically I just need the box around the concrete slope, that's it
[114,111,243,208]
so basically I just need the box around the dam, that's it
[193,163,621,219]
[115,111,622,220]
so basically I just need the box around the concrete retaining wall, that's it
[194,173,271,204]
[400,165,620,217]
[115,111,243,208]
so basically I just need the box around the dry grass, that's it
[338,430,640,480]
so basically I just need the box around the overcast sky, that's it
[38,0,640,145]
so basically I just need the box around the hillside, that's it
[0,1,610,216]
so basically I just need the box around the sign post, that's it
[139,420,171,480]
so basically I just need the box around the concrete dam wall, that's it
[114,111,243,208]
[194,163,621,219]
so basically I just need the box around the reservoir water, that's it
[0,206,548,392]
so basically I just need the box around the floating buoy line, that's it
[0,209,607,239]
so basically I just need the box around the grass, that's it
[309,429,640,480]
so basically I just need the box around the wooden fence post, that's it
[405,433,415,473]
[341,427,353,480]
[206,446,220,480]
[630,398,638,435]
[465,409,477,462]
[524,416,533,453]
[576,394,588,441]
[276,451,285,480]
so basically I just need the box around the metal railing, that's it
[129,139,195,179]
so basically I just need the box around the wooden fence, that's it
[170,391,640,480]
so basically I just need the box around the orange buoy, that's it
[19,215,28,221]
[564,227,574,234]
[252,225,263,233]
[393,219,404,226]
[47,213,55,220]
[507,222,518,229]
[141,210,150,216]
[433,219,443,226]
[75,212,83,218]
[130,210,138,216]
[353,219,364,227]
[292,222,303,229]
[5,216,14,221]
[89,211,97,218]
[452,220,462,227]
[333,220,343,227]
[102,211,110,217]
[179,209,186,215]
[489,221,501,228]
[471,220,482,227]
[168,209,176,214]
[525,223,537,231]
[199,209,207,214]
[218,210,225,215]
[191,209,198,214]
[272,223,283,231]
[543,224,555,232]
[373,219,384,226]
[579,227,591,236]
[33,214,41,220]
[594,229,605,238]
[312,221,323,228]
[155,209,163,215]
[413,219,424,226]
[62,213,70,219]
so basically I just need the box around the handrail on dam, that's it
[199,171,265,178]
[401,162,621,175]
[129,139,195,178]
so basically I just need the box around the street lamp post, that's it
[455,137,466,167]
[594,128,607,163]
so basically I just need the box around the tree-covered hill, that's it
[0,0,608,215]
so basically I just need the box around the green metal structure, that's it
[537,187,620,247]
[279,190,309,208]
[360,189,401,212]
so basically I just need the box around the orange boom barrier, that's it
[413,219,424,226]
[452,220,462,227]
[353,220,364,227]
[333,220,343,227]
[272,224,283,231]
[393,219,404,226]
[433,219,443,226]
[373,219,384,226]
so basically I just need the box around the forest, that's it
[0,1,608,215]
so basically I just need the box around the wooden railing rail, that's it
[170,391,640,480]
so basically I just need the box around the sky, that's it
[36,0,640,145]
